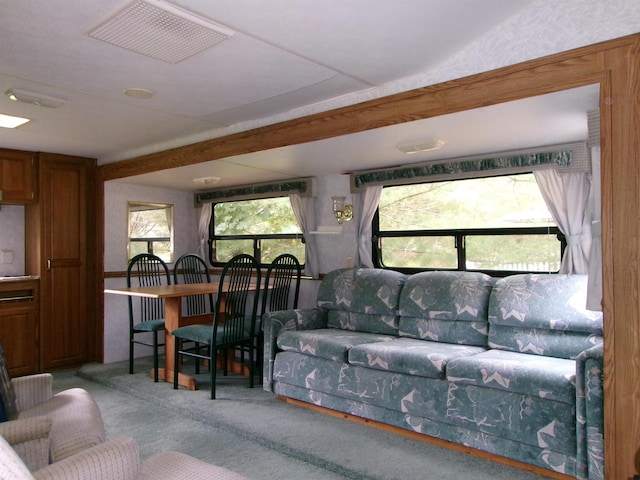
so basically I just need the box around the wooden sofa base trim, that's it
[277,395,573,480]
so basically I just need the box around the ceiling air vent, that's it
[84,0,235,63]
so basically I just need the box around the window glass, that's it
[128,202,174,262]
[212,197,304,265]
[376,174,561,273]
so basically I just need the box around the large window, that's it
[210,197,304,266]
[128,202,174,262]
[374,173,564,275]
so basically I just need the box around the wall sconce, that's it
[332,196,353,224]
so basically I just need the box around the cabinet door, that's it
[0,281,39,376]
[39,156,89,370]
[0,149,36,204]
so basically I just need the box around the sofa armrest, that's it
[11,374,53,412]
[0,416,52,471]
[32,437,141,480]
[262,308,327,391]
[575,343,604,480]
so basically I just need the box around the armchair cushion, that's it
[0,434,35,480]
[0,344,17,422]
[0,416,52,471]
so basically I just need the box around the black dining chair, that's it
[173,253,214,316]
[172,254,261,399]
[127,253,171,382]
[257,254,301,380]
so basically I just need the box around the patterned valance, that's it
[351,143,588,192]
[194,177,313,205]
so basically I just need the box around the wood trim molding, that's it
[97,32,640,478]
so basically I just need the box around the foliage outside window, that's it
[210,197,304,266]
[374,174,563,274]
[128,202,174,262]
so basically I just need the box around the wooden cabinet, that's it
[0,148,37,204]
[0,279,39,376]
[25,153,97,371]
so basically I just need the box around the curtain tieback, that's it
[566,233,583,246]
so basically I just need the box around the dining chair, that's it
[172,254,261,399]
[173,253,214,316]
[261,253,301,315]
[127,253,171,382]
[257,254,301,381]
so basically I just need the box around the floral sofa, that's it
[263,268,604,479]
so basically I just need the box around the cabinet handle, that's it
[47,259,51,270]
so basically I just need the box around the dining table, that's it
[105,282,261,390]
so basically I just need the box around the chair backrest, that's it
[261,253,301,316]
[126,253,171,324]
[173,253,214,316]
[213,254,261,345]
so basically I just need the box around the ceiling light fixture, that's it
[396,139,445,154]
[5,88,66,108]
[123,88,154,99]
[0,113,31,129]
[193,176,221,186]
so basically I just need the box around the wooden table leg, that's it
[150,296,198,390]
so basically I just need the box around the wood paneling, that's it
[98,33,640,478]
[0,148,37,204]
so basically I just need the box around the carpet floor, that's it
[51,358,553,480]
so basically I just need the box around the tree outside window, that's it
[127,202,174,262]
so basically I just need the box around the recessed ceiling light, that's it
[0,113,31,129]
[193,176,221,186]
[397,139,445,154]
[5,88,65,108]
[123,88,154,99]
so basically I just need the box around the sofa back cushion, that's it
[317,268,407,335]
[398,271,496,346]
[488,274,603,359]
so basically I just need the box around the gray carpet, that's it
[51,358,552,480]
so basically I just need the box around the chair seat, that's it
[132,319,165,332]
[173,320,255,346]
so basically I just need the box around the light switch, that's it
[1,250,14,264]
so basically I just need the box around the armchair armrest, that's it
[575,343,604,480]
[0,415,52,471]
[12,374,53,412]
[32,437,141,480]
[262,308,327,391]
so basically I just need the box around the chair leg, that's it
[129,336,134,375]
[153,331,159,382]
[210,347,217,400]
[248,346,254,389]
[173,338,180,389]
[195,342,200,374]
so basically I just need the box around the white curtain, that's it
[354,186,382,268]
[534,169,591,274]
[586,145,602,310]
[289,194,319,278]
[197,202,212,259]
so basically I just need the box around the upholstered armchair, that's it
[0,434,250,480]
[0,369,105,469]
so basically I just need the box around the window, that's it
[373,173,564,275]
[210,197,304,266]
[128,202,174,262]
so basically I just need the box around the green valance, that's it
[194,177,313,205]
[351,143,588,192]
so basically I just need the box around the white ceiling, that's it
[0,0,600,192]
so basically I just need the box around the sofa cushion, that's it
[398,271,496,346]
[488,274,603,359]
[317,268,407,335]
[277,329,395,362]
[446,349,577,404]
[348,338,486,379]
